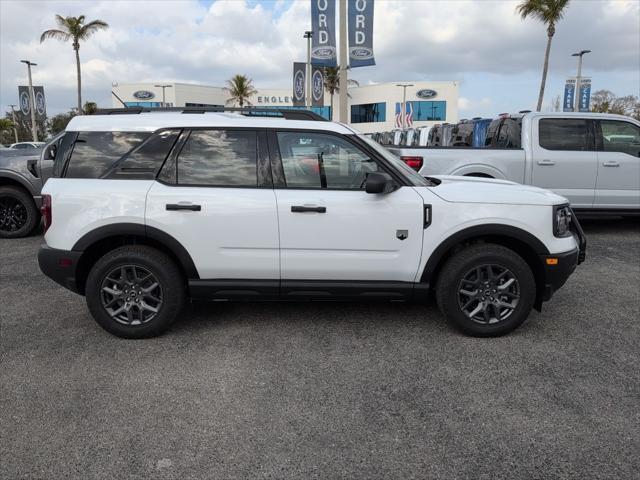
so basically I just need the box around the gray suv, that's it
[0,133,60,238]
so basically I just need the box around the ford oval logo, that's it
[312,69,324,102]
[350,47,373,60]
[293,70,305,102]
[416,89,437,99]
[312,46,336,60]
[133,90,155,100]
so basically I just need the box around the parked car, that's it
[37,107,585,339]
[0,134,62,237]
[9,142,45,150]
[388,112,640,214]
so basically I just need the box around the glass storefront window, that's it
[350,102,386,123]
[411,101,446,121]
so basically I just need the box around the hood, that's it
[425,175,568,207]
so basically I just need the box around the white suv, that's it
[38,108,586,338]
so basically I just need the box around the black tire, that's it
[435,243,536,337]
[85,245,185,338]
[0,185,39,238]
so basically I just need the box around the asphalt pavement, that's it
[1,217,639,480]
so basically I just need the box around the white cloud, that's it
[0,0,638,117]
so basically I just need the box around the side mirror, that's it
[45,144,57,160]
[365,172,395,194]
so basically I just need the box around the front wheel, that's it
[436,244,536,337]
[85,245,185,338]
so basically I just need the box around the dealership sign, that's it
[312,66,325,107]
[133,90,155,100]
[18,86,46,119]
[348,0,375,68]
[311,0,337,67]
[292,62,306,106]
[578,78,591,112]
[416,89,437,99]
[563,78,576,112]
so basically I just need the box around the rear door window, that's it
[176,130,258,187]
[539,119,591,151]
[64,131,149,178]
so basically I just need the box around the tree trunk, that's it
[330,92,334,121]
[75,46,82,115]
[537,33,553,112]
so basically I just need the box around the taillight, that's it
[41,194,52,233]
[400,156,423,171]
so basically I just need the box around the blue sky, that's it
[1,0,638,119]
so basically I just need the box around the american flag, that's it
[395,102,414,128]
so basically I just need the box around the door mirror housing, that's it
[365,172,395,194]
[45,144,57,160]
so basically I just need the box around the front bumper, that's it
[539,210,587,302]
[37,245,82,294]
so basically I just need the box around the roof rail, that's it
[93,106,328,121]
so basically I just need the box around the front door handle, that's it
[291,205,326,213]
[537,159,556,166]
[602,161,620,167]
[166,203,201,211]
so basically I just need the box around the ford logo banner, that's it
[133,90,155,100]
[416,89,437,99]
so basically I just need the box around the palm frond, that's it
[79,19,109,39]
[40,29,71,43]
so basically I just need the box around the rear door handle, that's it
[166,203,201,211]
[537,159,556,166]
[291,205,326,213]
[602,161,620,167]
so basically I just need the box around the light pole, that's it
[571,50,591,112]
[303,31,313,110]
[396,84,413,129]
[154,84,172,107]
[20,60,38,142]
[338,0,348,123]
[8,104,19,144]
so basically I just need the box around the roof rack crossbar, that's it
[93,106,328,121]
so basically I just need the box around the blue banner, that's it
[348,0,375,68]
[563,78,576,112]
[292,62,306,106]
[311,0,337,67]
[578,79,591,112]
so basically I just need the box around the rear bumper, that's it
[37,245,82,294]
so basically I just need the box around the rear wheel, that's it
[0,186,39,238]
[436,244,535,337]
[85,245,185,338]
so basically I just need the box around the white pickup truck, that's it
[388,112,640,213]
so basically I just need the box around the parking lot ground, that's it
[1,218,639,480]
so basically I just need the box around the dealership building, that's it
[111,81,459,133]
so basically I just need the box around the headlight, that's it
[553,205,572,237]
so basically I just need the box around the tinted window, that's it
[411,101,446,121]
[351,102,386,123]
[539,119,590,151]
[600,121,640,157]
[106,129,180,179]
[177,130,257,186]
[65,132,149,178]
[277,132,379,189]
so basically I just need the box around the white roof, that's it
[65,111,357,134]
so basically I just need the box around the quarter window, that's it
[539,119,591,151]
[600,121,640,157]
[276,132,379,189]
[65,132,149,178]
[177,130,258,186]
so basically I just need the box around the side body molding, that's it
[71,223,199,279]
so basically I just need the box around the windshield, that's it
[356,134,431,186]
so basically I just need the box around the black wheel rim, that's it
[0,195,28,233]
[100,265,163,326]
[457,264,520,325]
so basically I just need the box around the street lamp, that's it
[571,50,591,112]
[8,104,19,144]
[303,31,313,110]
[396,84,414,129]
[20,60,38,141]
[154,84,173,107]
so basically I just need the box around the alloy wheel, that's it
[0,196,28,233]
[100,265,163,326]
[457,264,520,325]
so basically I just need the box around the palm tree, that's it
[516,0,571,111]
[40,15,109,115]
[324,67,359,121]
[83,101,98,115]
[224,75,257,108]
